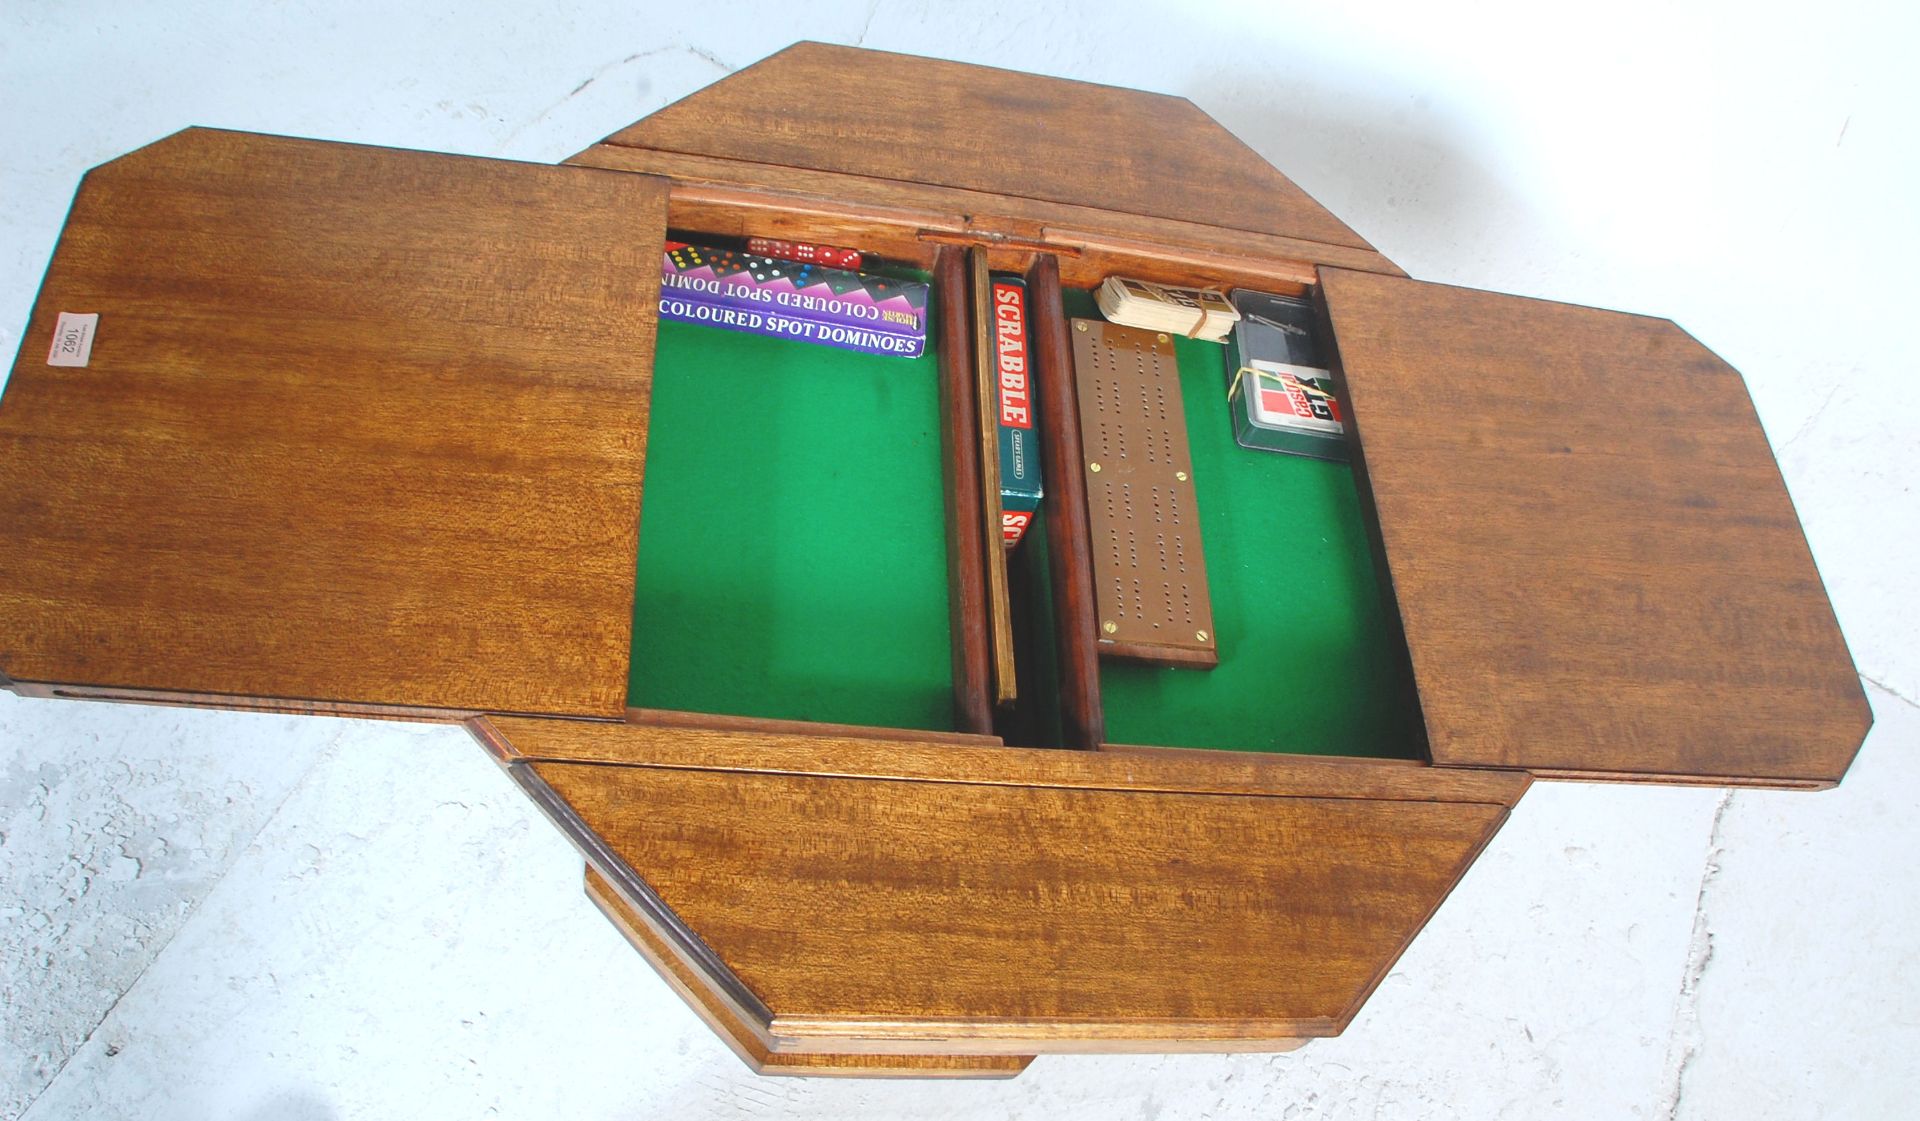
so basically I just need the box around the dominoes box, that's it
[659,241,928,357]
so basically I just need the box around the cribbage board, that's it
[1071,318,1218,667]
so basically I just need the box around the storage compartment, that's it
[612,188,1438,755]
[1044,287,1425,758]
[1002,515,1066,748]
[625,239,962,732]
[545,174,1848,773]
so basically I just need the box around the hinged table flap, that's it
[0,129,666,717]
[1320,269,1870,786]
[599,42,1376,254]
[475,715,1527,1050]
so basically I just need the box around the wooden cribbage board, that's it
[1071,319,1218,667]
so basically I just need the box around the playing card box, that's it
[1224,289,1349,461]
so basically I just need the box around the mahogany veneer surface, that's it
[1321,269,1871,785]
[569,144,1406,288]
[584,868,1033,1077]
[605,42,1376,254]
[484,716,1526,1045]
[0,128,666,716]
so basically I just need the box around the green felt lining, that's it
[625,296,955,731]
[1070,290,1425,758]
[624,282,1422,754]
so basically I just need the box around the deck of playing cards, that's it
[1095,276,1241,343]
[1224,288,1348,461]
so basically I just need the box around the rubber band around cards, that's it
[1187,288,1229,339]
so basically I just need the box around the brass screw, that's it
[1175,471,1189,482]
[1103,621,1118,635]
[1196,630,1210,642]
[1088,462,1102,473]
[1076,321,1089,332]
[1156,333,1170,343]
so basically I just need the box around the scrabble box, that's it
[990,275,1042,545]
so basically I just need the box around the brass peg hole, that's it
[1088,462,1102,473]
[1156,333,1170,343]
[1175,471,1188,482]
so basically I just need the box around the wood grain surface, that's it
[584,868,1033,1077]
[479,716,1523,1049]
[1027,256,1105,747]
[567,146,1406,288]
[1320,269,1872,786]
[602,42,1377,253]
[933,246,995,733]
[12,681,470,723]
[540,759,1511,1045]
[568,144,1397,291]
[624,706,1001,747]
[0,128,666,716]
[477,715,1530,804]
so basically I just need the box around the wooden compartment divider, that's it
[934,246,994,734]
[1025,255,1104,748]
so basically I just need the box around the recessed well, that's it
[1062,288,1424,758]
[625,260,956,732]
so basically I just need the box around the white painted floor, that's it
[2,3,1916,1118]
